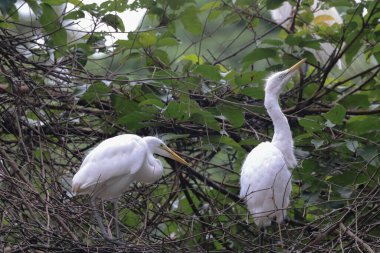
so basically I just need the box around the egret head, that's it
[144,137,189,166]
[265,58,306,97]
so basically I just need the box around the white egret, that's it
[240,59,305,238]
[72,134,189,239]
[270,1,343,69]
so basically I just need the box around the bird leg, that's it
[277,220,284,249]
[259,226,265,253]
[113,200,120,239]
[270,220,277,252]
[91,199,112,240]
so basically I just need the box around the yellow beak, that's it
[288,58,307,73]
[163,146,190,166]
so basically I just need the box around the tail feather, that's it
[71,183,81,196]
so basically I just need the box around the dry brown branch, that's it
[339,222,375,253]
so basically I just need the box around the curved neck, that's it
[134,153,163,183]
[264,93,297,168]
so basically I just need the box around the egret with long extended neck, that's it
[240,59,305,234]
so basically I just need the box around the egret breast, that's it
[240,142,292,227]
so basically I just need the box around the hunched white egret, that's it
[72,134,189,239]
[240,59,306,233]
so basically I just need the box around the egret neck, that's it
[264,93,297,168]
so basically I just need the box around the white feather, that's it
[71,134,188,201]
[240,142,292,227]
[270,2,293,29]
[72,134,147,200]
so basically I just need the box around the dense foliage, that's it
[0,0,379,252]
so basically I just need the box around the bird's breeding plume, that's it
[72,134,189,239]
[240,59,306,227]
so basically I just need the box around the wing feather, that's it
[240,142,291,226]
[72,134,147,195]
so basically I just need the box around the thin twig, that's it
[339,223,374,253]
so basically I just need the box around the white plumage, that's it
[240,59,305,227]
[240,142,291,227]
[72,134,188,200]
[72,135,145,200]
[71,134,189,239]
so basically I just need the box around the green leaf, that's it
[0,0,16,15]
[138,31,157,48]
[298,9,314,24]
[303,51,319,66]
[179,54,204,65]
[82,82,112,103]
[99,0,128,13]
[166,0,185,10]
[102,14,125,32]
[80,3,97,13]
[40,3,67,47]
[163,101,189,121]
[223,12,240,25]
[156,37,179,47]
[43,0,71,5]
[262,39,283,46]
[285,34,302,46]
[138,98,164,109]
[120,210,140,227]
[346,116,380,134]
[328,1,353,7]
[193,65,221,81]
[300,159,319,175]
[111,95,138,115]
[266,0,287,10]
[117,111,152,130]
[323,104,346,125]
[240,87,264,100]
[358,146,380,167]
[330,169,367,186]
[180,6,202,36]
[242,48,277,64]
[26,0,40,15]
[200,1,222,11]
[219,136,245,154]
[340,94,370,109]
[160,133,190,142]
[153,49,170,66]
[298,116,324,132]
[217,104,245,128]
[208,9,222,20]
[0,20,16,29]
[301,40,321,50]
[191,110,220,131]
[66,0,83,6]
[64,10,85,20]
[239,137,261,147]
[345,33,363,65]
[35,147,50,161]
[116,39,143,50]
[235,0,253,5]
